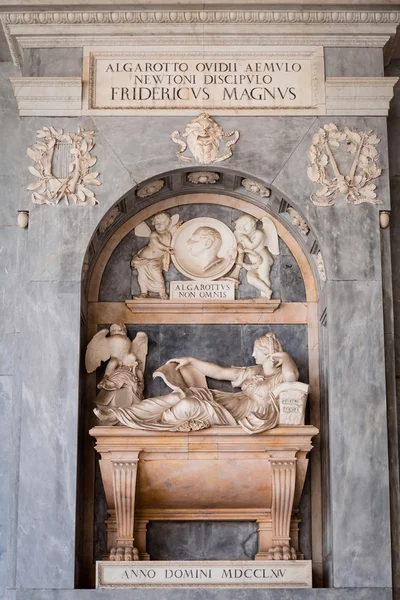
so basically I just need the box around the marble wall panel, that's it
[0,44,395,597]
[0,376,12,600]
[15,281,81,589]
[121,323,309,394]
[22,49,83,78]
[386,58,400,599]
[93,115,317,186]
[324,48,384,78]
[325,280,391,588]
[0,64,25,227]
[147,521,258,561]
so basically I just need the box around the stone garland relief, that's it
[130,211,280,300]
[27,126,101,206]
[307,123,382,206]
[171,113,239,165]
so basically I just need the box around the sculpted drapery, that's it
[87,330,301,435]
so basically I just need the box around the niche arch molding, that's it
[79,174,325,588]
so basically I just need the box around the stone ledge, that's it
[7,586,394,599]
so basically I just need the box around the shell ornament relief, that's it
[171,113,239,165]
[287,207,309,236]
[242,179,271,198]
[307,123,382,207]
[27,126,101,206]
[187,172,220,185]
[137,179,165,198]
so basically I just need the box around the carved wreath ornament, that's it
[27,126,101,206]
[307,124,381,206]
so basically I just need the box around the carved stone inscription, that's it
[85,47,325,114]
[97,561,312,588]
[170,280,235,301]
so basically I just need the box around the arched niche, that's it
[78,176,325,588]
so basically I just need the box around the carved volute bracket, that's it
[270,458,297,548]
[111,453,140,552]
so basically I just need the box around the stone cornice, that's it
[2,9,400,69]
[2,10,400,25]
[9,75,398,117]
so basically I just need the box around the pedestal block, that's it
[90,425,318,561]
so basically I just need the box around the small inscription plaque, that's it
[84,47,325,115]
[279,390,307,425]
[170,280,235,301]
[96,560,312,588]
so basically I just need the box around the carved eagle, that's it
[85,324,148,375]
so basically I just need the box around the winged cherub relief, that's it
[234,215,280,300]
[85,324,148,419]
[131,211,181,300]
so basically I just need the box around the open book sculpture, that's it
[86,327,309,434]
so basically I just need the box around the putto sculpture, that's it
[132,211,181,299]
[171,113,239,165]
[131,211,283,299]
[234,215,280,300]
[86,329,308,435]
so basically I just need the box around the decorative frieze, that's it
[3,10,400,26]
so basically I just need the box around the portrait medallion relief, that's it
[171,217,237,280]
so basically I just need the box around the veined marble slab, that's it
[96,560,312,588]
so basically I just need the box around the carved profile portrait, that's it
[172,217,237,280]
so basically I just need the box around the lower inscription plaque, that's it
[96,561,312,588]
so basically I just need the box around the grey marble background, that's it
[0,44,395,599]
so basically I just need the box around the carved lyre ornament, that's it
[27,126,101,206]
[307,123,382,207]
[171,113,239,165]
